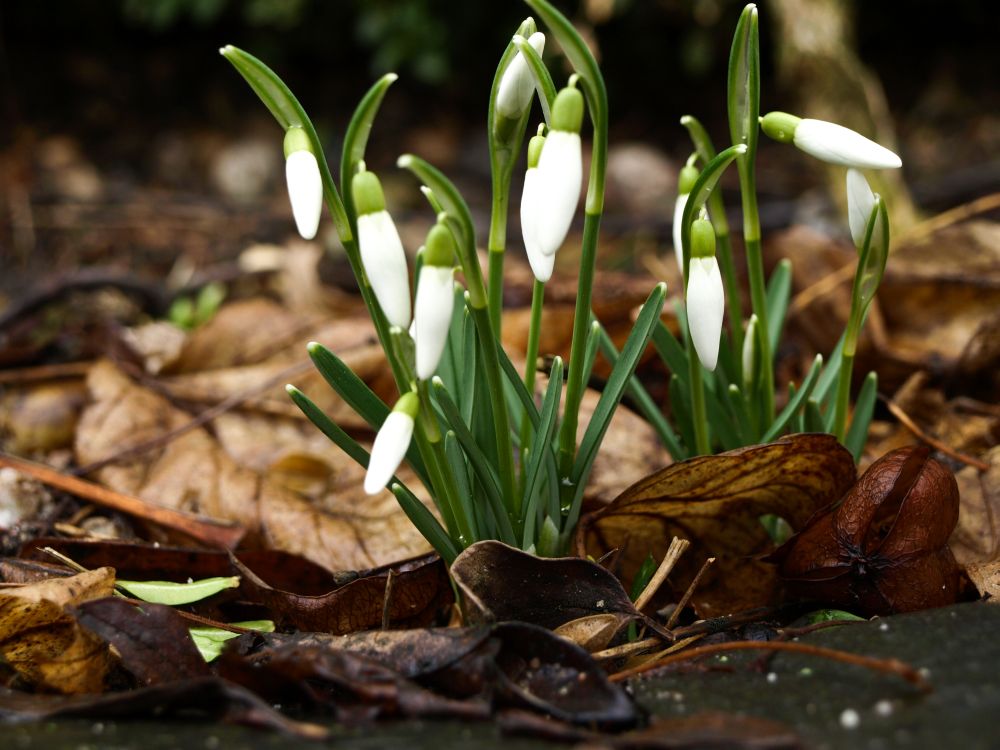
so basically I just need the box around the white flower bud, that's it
[415,265,455,380]
[364,394,418,495]
[284,150,323,240]
[846,168,877,249]
[686,256,725,372]
[534,130,582,257]
[356,211,412,329]
[496,32,546,120]
[793,119,901,170]
[521,166,555,282]
[672,193,688,274]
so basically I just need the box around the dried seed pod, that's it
[772,446,961,616]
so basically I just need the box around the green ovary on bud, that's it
[352,168,387,216]
[690,216,717,259]
[364,392,419,495]
[527,128,546,169]
[672,159,700,273]
[760,111,801,144]
[678,163,699,195]
[551,85,584,134]
[283,127,322,240]
[423,222,457,268]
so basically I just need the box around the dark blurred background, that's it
[1,0,997,291]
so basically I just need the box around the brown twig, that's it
[896,192,1000,245]
[884,397,989,471]
[670,606,788,640]
[381,569,396,630]
[633,537,689,613]
[0,452,244,549]
[609,640,931,692]
[117,597,260,634]
[72,359,314,476]
[665,556,715,630]
[0,361,94,384]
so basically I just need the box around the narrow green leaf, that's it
[512,34,556,124]
[669,374,695,458]
[725,384,751,446]
[287,385,370,468]
[652,321,690,389]
[521,358,563,548]
[805,609,865,624]
[814,334,845,406]
[765,259,792,356]
[391,483,460,564]
[219,46,350,239]
[598,326,685,460]
[190,620,275,663]
[680,144,747,280]
[680,114,718,164]
[459,306,478,426]
[804,398,826,433]
[496,340,541,430]
[397,155,485,308]
[568,284,666,526]
[444,431,478,543]
[340,74,398,196]
[431,379,516,544]
[762,354,824,442]
[117,576,239,606]
[726,4,760,156]
[845,371,878,461]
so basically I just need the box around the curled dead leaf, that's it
[575,434,857,618]
[0,568,115,693]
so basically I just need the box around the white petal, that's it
[686,257,725,371]
[534,130,582,256]
[672,193,689,274]
[794,119,901,170]
[521,168,554,282]
[285,151,323,239]
[357,211,411,329]
[415,266,455,379]
[496,32,546,119]
[364,411,414,495]
[846,168,876,248]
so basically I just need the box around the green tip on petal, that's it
[424,223,456,267]
[283,126,312,158]
[678,163,699,195]
[551,87,584,133]
[352,170,386,216]
[691,217,717,259]
[394,392,420,418]
[760,111,801,144]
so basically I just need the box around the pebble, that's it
[839,708,861,729]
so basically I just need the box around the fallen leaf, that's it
[232,553,451,634]
[950,445,1000,565]
[575,434,856,617]
[71,597,209,685]
[451,541,639,631]
[74,361,433,571]
[0,568,114,693]
[0,382,88,453]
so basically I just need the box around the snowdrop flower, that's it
[742,313,758,391]
[364,392,419,495]
[415,221,456,379]
[686,215,725,371]
[283,127,323,240]
[761,111,902,170]
[352,167,411,329]
[672,158,699,274]
[533,83,584,257]
[846,168,877,249]
[520,128,554,282]
[496,31,546,120]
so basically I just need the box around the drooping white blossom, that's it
[364,394,418,495]
[283,128,323,240]
[846,168,877,248]
[760,111,901,170]
[687,256,725,372]
[496,32,546,120]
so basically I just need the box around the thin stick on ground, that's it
[665,556,715,630]
[608,639,931,693]
[884,397,989,471]
[633,537,690,613]
[0,452,245,549]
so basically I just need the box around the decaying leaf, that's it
[553,613,626,653]
[773,446,962,616]
[965,560,1000,600]
[71,597,210,685]
[0,568,115,693]
[950,446,1000,565]
[74,361,433,571]
[575,434,856,617]
[232,553,451,634]
[451,541,640,631]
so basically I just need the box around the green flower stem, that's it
[487,188,510,336]
[740,187,774,424]
[469,305,518,516]
[686,332,711,456]
[556,210,601,483]
[833,352,854,443]
[520,278,546,458]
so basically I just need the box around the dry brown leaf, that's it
[0,382,88,453]
[575,434,856,617]
[552,613,628,653]
[965,560,1000,600]
[74,361,432,571]
[0,567,115,693]
[950,446,1000,565]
